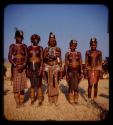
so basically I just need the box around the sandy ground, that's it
[3,63,109,121]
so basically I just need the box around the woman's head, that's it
[15,30,24,43]
[70,40,77,51]
[31,34,40,46]
[90,38,97,51]
[48,32,57,47]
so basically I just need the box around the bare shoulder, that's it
[65,51,69,56]
[77,51,81,55]
[97,50,102,54]
[23,44,27,48]
[86,50,90,54]
[39,46,43,51]
[9,44,15,48]
[27,45,32,50]
[44,47,49,51]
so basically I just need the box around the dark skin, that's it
[65,43,82,93]
[49,38,56,47]
[65,43,82,75]
[43,36,62,105]
[27,36,44,105]
[43,37,62,81]
[8,36,28,73]
[85,42,102,99]
[85,42,102,70]
[65,42,82,104]
[43,38,62,66]
[8,34,28,108]
[70,42,77,52]
[16,36,22,44]
[27,37,43,77]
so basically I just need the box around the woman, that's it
[65,40,82,104]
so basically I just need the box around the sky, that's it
[4,4,109,62]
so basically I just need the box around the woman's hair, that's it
[90,38,97,45]
[48,32,57,46]
[14,28,24,40]
[30,34,40,43]
[70,40,77,46]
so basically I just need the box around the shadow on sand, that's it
[98,93,109,99]
[59,83,88,103]
[78,87,87,102]
[24,89,30,103]
[59,83,68,102]
[42,83,48,95]
[24,83,48,103]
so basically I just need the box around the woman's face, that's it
[49,38,56,47]
[32,39,39,46]
[90,43,97,51]
[16,36,22,44]
[70,43,77,52]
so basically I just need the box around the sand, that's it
[3,63,109,121]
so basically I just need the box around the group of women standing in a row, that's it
[8,29,102,108]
